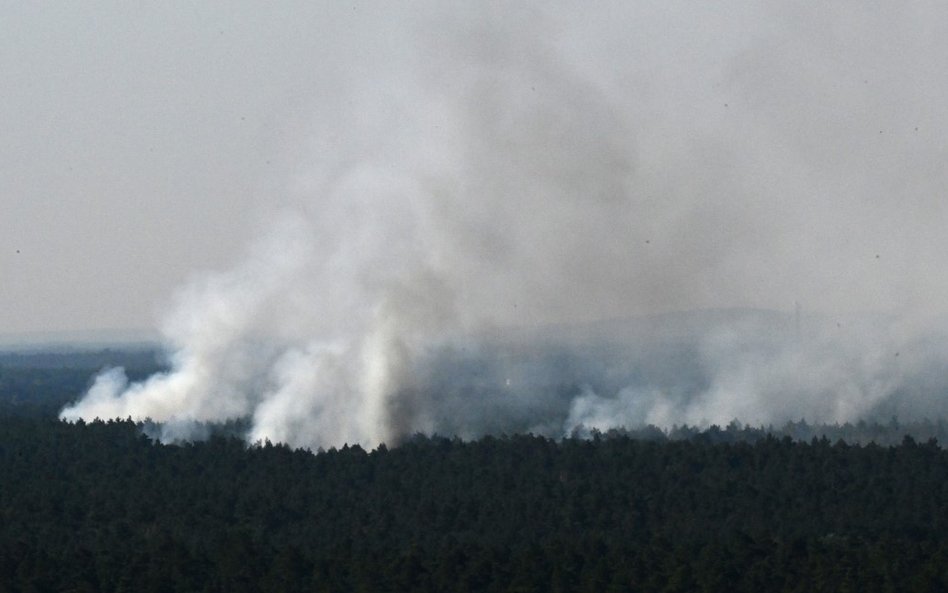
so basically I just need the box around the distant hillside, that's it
[0,328,160,351]
[0,346,167,416]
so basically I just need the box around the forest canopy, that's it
[1,349,947,592]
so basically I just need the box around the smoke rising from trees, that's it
[61,2,948,449]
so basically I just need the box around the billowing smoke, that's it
[61,2,948,448]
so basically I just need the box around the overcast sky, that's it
[3,1,948,337]
[1,2,335,334]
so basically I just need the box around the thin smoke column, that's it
[61,3,948,448]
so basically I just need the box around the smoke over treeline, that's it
[62,2,948,449]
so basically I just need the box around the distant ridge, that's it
[481,307,806,346]
[0,308,904,352]
[0,328,161,351]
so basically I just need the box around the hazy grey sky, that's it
[4,1,948,337]
[1,2,352,334]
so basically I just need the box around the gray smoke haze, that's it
[61,2,948,448]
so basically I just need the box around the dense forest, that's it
[1,349,947,592]
[1,417,947,591]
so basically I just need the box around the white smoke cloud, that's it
[62,2,948,448]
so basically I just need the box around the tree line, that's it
[1,416,946,592]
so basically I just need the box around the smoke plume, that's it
[61,2,948,448]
